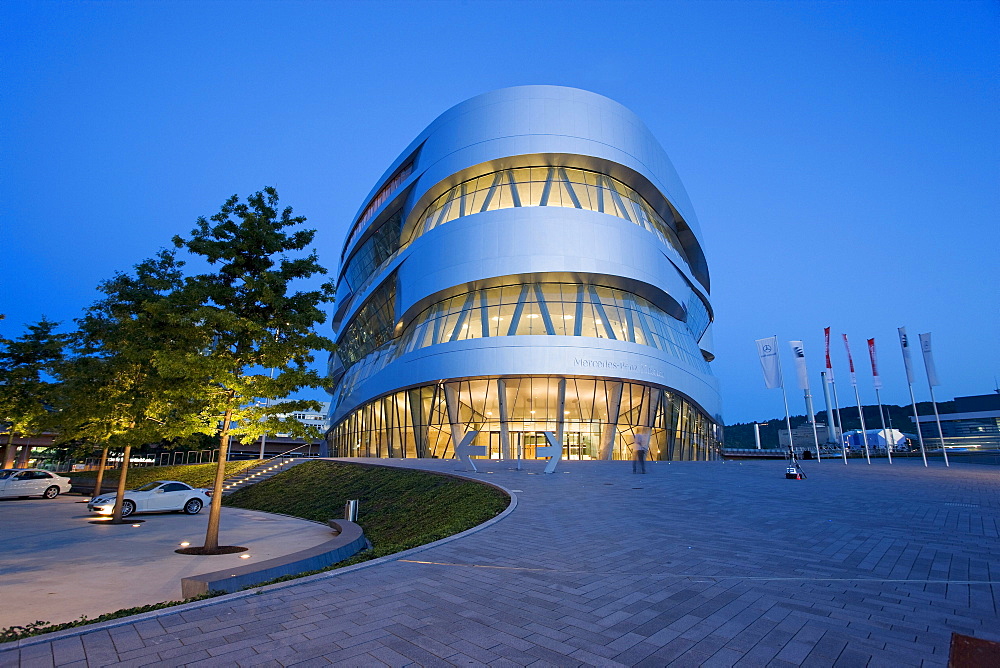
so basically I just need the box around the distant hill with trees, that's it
[723,400,955,449]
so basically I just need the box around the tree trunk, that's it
[2,431,15,469]
[109,444,132,524]
[16,439,31,467]
[202,404,235,551]
[93,446,109,498]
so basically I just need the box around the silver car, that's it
[0,469,73,499]
[87,480,212,517]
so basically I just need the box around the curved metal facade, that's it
[325,86,721,461]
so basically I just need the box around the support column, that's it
[599,381,623,460]
[444,382,466,460]
[497,378,511,460]
[556,378,567,450]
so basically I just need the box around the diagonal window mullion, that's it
[603,176,634,223]
[559,168,583,208]
[505,170,522,207]
[533,283,556,335]
[479,172,504,213]
[539,167,556,206]
[588,286,617,340]
[623,302,636,343]
[506,284,531,336]
[635,308,660,351]
[479,289,491,337]
[448,292,475,342]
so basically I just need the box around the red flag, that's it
[824,327,832,370]
[867,338,882,389]
[842,334,857,386]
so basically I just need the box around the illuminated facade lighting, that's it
[325,86,721,461]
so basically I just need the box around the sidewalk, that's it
[0,496,335,629]
[2,457,998,666]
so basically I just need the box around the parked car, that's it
[87,480,212,517]
[0,469,73,499]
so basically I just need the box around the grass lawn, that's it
[224,460,509,559]
[69,460,263,489]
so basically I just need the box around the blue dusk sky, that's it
[2,1,997,424]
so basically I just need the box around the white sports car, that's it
[0,468,73,499]
[88,480,213,517]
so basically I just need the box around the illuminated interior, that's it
[399,281,709,371]
[328,376,720,461]
[408,166,692,267]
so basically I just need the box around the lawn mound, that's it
[69,460,262,491]
[224,460,509,558]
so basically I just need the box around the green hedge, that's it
[70,460,263,489]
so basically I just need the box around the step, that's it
[222,457,307,495]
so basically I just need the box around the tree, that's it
[173,187,335,553]
[0,318,67,469]
[59,250,212,522]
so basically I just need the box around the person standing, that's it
[633,429,649,474]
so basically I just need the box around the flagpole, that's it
[907,382,928,467]
[919,332,949,468]
[830,376,845,456]
[868,338,891,464]
[781,385,795,460]
[842,335,871,465]
[875,387,892,464]
[756,335,795,466]
[806,389,821,461]
[851,382,871,464]
[822,371,847,465]
[927,385,949,467]
[899,328,928,467]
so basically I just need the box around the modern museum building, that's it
[325,86,722,462]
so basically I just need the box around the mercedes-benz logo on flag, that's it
[763,345,772,353]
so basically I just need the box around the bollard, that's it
[344,499,359,522]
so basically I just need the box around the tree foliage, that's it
[172,186,335,550]
[59,250,210,449]
[0,318,67,468]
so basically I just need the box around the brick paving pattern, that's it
[2,458,997,666]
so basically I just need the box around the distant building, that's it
[778,423,830,449]
[841,429,907,452]
[911,393,1000,448]
[233,401,331,457]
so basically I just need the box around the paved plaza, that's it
[0,496,335,630]
[1,457,998,666]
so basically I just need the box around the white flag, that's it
[919,332,940,386]
[788,340,810,391]
[898,327,915,384]
[756,336,783,389]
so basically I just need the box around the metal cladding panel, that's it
[395,207,699,323]
[330,335,721,424]
[407,86,703,242]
